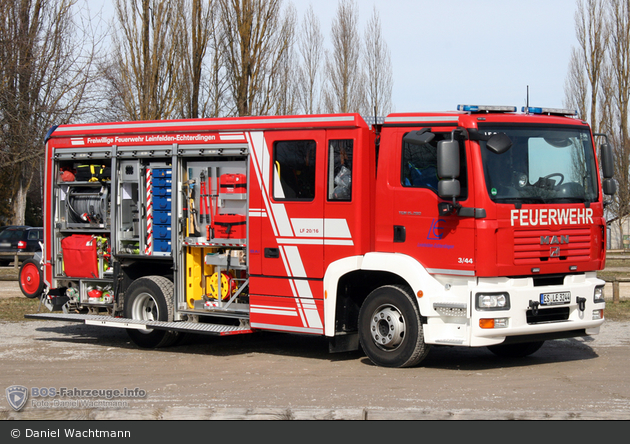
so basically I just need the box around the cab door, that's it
[391,128,476,276]
[260,131,325,279]
[248,130,326,334]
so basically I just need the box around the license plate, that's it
[540,292,571,306]
[0,242,10,248]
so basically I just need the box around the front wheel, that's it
[123,276,180,348]
[358,285,430,368]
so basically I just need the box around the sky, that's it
[87,0,580,114]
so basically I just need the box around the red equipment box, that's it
[61,235,99,278]
[219,174,246,194]
[214,214,246,239]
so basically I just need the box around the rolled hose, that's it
[66,186,109,223]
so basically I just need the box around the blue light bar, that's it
[522,107,578,117]
[458,105,518,113]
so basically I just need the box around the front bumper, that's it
[470,272,605,346]
[422,272,606,347]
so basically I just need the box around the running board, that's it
[25,313,253,336]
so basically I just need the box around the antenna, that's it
[526,85,530,112]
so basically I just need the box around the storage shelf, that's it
[57,181,110,186]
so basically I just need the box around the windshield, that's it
[479,125,599,204]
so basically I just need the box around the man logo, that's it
[6,385,28,412]
[541,235,570,245]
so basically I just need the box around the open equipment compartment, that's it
[181,157,249,316]
[51,148,114,314]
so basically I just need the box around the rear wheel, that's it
[487,341,545,358]
[358,285,430,368]
[19,259,43,299]
[123,276,179,348]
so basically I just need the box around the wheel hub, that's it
[370,305,405,350]
[132,292,159,322]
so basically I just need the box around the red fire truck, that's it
[26,105,616,368]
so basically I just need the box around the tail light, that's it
[17,241,26,250]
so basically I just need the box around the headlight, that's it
[594,286,605,304]
[476,292,510,311]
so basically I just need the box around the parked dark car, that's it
[0,226,43,266]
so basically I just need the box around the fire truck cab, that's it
[29,105,616,368]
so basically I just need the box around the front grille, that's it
[514,228,592,265]
[526,307,570,324]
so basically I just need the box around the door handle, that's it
[264,248,280,258]
[394,226,406,243]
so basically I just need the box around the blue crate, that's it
[153,239,172,254]
[153,210,172,225]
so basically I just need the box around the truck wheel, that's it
[19,259,44,299]
[358,285,430,368]
[487,341,545,358]
[123,276,180,348]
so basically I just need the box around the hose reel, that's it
[66,187,109,224]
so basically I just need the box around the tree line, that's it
[0,0,393,225]
[565,0,630,247]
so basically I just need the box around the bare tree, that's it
[177,0,214,119]
[103,0,183,121]
[323,0,365,114]
[363,6,392,117]
[564,48,589,119]
[218,0,295,117]
[609,0,630,143]
[296,4,324,115]
[567,0,609,132]
[273,3,298,115]
[205,28,231,117]
[0,0,100,224]
[567,0,630,248]
[175,0,229,119]
[606,0,630,245]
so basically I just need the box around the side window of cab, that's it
[273,140,317,201]
[401,132,468,199]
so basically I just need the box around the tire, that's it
[487,340,545,358]
[358,285,431,368]
[123,276,180,348]
[19,258,44,299]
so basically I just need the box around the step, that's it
[24,312,252,336]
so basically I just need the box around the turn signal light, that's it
[480,318,509,329]
[480,319,495,329]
